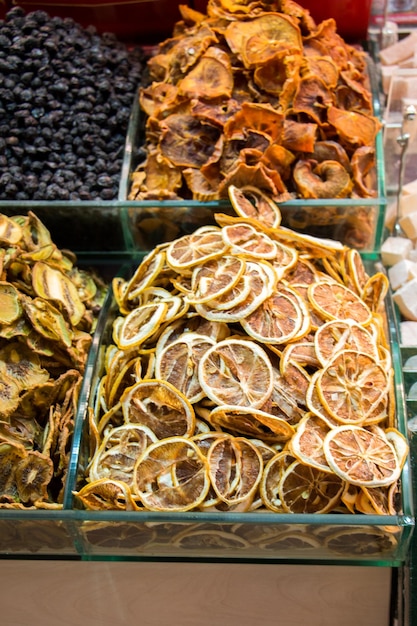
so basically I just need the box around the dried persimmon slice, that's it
[132,437,210,511]
[198,338,274,408]
[323,425,402,488]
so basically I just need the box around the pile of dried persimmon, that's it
[129,0,381,203]
[0,212,105,509]
[75,186,407,515]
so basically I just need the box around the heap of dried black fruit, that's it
[0,7,145,201]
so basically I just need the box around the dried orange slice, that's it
[121,379,195,439]
[241,284,308,344]
[259,452,296,513]
[323,425,402,487]
[221,222,277,259]
[166,226,228,271]
[208,404,294,442]
[132,437,210,511]
[228,184,282,228]
[187,255,246,304]
[278,459,344,514]
[314,319,379,367]
[289,413,332,472]
[317,351,389,425]
[308,281,372,325]
[207,435,263,505]
[154,332,216,403]
[89,424,158,487]
[198,338,274,408]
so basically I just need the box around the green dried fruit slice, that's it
[0,282,22,324]
[32,261,85,326]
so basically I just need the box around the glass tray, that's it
[0,57,387,256]
[118,56,387,254]
[49,255,414,565]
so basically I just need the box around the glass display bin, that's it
[51,253,412,565]
[118,57,387,255]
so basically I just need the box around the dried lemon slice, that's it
[124,249,167,302]
[316,351,389,425]
[187,255,246,304]
[155,332,216,403]
[308,281,372,325]
[241,285,308,344]
[116,302,168,349]
[195,260,276,322]
[323,425,402,488]
[74,478,139,511]
[314,319,379,366]
[198,338,274,408]
[121,379,195,439]
[228,184,282,228]
[221,222,277,259]
[289,413,332,473]
[207,435,263,505]
[166,226,228,271]
[89,424,158,487]
[278,459,344,514]
[132,437,210,511]
[260,451,296,512]
[208,405,294,442]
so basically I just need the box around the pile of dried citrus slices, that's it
[75,186,407,516]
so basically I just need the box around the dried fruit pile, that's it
[0,7,145,200]
[75,186,407,515]
[0,212,106,508]
[129,0,381,203]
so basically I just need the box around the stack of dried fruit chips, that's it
[0,212,106,509]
